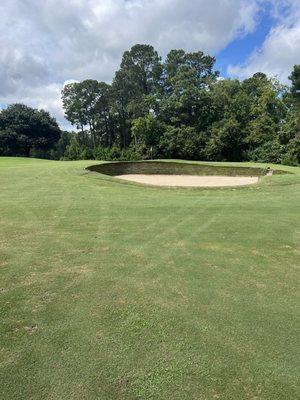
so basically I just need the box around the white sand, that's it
[115,174,259,187]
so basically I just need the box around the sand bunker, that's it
[115,174,259,187]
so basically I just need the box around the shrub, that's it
[159,125,203,160]
[204,118,245,161]
[93,146,141,161]
[64,139,92,160]
[248,140,285,164]
[0,129,28,156]
[282,134,300,166]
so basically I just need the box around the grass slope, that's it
[0,157,299,400]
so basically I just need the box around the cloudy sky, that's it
[0,0,299,129]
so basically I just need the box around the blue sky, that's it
[0,0,299,128]
[216,5,274,76]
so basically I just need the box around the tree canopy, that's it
[1,44,299,166]
[59,45,299,165]
[0,104,61,157]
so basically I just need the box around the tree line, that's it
[1,44,299,165]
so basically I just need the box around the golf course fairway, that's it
[0,157,299,399]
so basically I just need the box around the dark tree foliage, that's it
[0,129,27,156]
[2,46,298,165]
[111,44,163,148]
[0,104,61,157]
[289,65,300,101]
[159,125,204,160]
[60,50,299,165]
[61,80,112,147]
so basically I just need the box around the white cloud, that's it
[228,0,300,82]
[0,45,49,94]
[0,82,71,129]
[0,0,262,127]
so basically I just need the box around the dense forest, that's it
[1,44,299,165]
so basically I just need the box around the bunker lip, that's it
[114,174,259,187]
[87,161,287,187]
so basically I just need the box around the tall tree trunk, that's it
[88,122,96,148]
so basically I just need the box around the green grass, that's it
[0,157,299,399]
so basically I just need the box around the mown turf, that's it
[0,157,299,400]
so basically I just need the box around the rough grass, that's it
[0,157,299,400]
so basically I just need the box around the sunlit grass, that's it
[1,157,299,399]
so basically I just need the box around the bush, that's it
[93,146,120,161]
[93,146,141,161]
[0,129,28,156]
[50,131,74,160]
[29,148,52,159]
[282,134,300,165]
[248,140,285,164]
[132,114,164,147]
[64,138,92,160]
[204,118,245,161]
[159,125,203,160]
[120,147,141,161]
